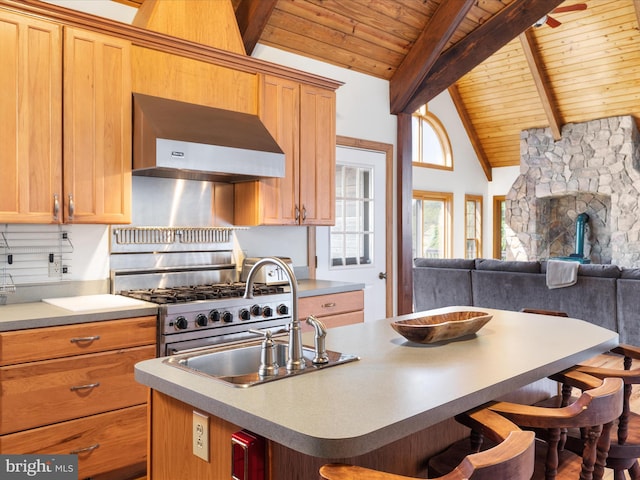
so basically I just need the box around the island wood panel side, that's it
[150,390,241,480]
[267,379,557,478]
[131,46,258,115]
[268,417,468,478]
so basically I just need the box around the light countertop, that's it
[0,295,159,331]
[134,306,619,458]
[0,279,364,331]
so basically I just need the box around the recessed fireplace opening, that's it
[537,193,611,264]
[505,115,640,268]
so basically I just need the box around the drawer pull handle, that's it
[321,302,336,308]
[70,335,101,344]
[70,443,100,455]
[70,382,100,391]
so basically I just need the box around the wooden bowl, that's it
[391,311,492,344]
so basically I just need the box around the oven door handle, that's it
[167,330,289,356]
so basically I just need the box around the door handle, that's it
[378,272,387,280]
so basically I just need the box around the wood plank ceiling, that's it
[121,0,640,176]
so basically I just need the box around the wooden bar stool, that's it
[320,409,535,480]
[429,373,623,480]
[568,344,640,480]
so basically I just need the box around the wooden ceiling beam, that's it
[389,0,475,114]
[448,84,492,181]
[519,29,562,140]
[402,0,566,114]
[634,0,640,29]
[234,0,278,55]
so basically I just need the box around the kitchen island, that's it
[135,306,618,479]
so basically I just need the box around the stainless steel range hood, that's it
[132,93,285,183]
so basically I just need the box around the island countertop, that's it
[134,306,618,458]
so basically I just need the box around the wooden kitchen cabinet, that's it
[0,316,156,479]
[0,9,131,224]
[298,290,364,332]
[63,27,132,224]
[0,10,63,223]
[234,74,336,226]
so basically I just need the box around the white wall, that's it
[413,91,490,258]
[43,0,136,22]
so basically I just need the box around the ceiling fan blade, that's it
[545,15,562,28]
[552,3,587,14]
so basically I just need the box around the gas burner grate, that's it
[118,282,286,304]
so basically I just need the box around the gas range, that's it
[119,281,293,356]
[109,226,294,356]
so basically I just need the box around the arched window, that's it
[412,106,453,170]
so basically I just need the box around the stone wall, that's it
[505,115,640,267]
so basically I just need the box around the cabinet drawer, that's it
[0,345,154,434]
[0,404,147,480]
[298,290,364,318]
[0,316,156,365]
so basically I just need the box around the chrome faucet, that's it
[243,257,305,371]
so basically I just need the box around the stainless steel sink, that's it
[163,339,359,387]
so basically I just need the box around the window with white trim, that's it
[331,164,374,267]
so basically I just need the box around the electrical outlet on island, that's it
[192,410,210,462]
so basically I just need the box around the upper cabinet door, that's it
[234,75,336,227]
[0,10,62,224]
[259,75,300,225]
[63,27,132,224]
[299,85,336,226]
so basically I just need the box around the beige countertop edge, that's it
[0,302,159,331]
[297,279,365,297]
[134,307,619,458]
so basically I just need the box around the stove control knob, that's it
[174,316,188,330]
[263,306,273,318]
[195,314,208,327]
[250,304,263,317]
[239,309,251,321]
[209,310,221,322]
[277,304,289,315]
[222,311,233,323]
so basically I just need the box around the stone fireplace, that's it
[505,115,640,267]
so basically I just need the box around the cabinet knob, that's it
[295,205,300,221]
[302,205,307,221]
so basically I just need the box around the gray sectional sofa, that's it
[413,258,640,346]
